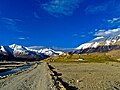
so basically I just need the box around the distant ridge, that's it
[73,35,120,54]
[0,44,64,61]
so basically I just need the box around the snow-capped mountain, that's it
[26,47,63,56]
[0,44,64,61]
[74,35,120,54]
[9,44,27,51]
[9,44,63,56]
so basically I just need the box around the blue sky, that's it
[0,0,120,48]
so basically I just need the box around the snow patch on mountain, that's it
[27,47,63,56]
[93,36,104,40]
[76,34,120,50]
[9,44,64,56]
[76,43,93,49]
[92,42,99,48]
[9,44,27,51]
[0,46,7,53]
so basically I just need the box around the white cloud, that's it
[41,0,83,17]
[105,17,120,28]
[88,32,94,34]
[85,4,107,14]
[18,37,29,40]
[72,34,78,37]
[72,34,86,38]
[85,1,111,14]
[85,0,120,15]
[1,17,16,25]
[18,38,26,40]
[107,17,120,23]
[95,28,120,36]
[80,35,86,37]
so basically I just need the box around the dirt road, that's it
[0,63,57,90]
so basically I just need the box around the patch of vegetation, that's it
[42,52,117,63]
[77,53,117,63]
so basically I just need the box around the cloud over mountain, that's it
[107,17,120,24]
[95,28,120,37]
[106,17,120,28]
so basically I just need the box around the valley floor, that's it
[50,62,120,90]
[0,62,120,90]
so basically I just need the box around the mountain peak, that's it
[9,44,27,51]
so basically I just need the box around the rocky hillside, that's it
[73,35,120,54]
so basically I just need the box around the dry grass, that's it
[42,52,117,63]
[106,50,120,61]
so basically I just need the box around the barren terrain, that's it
[0,62,120,90]
[50,62,120,90]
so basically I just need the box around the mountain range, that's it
[0,44,64,61]
[1,34,120,61]
[73,35,120,54]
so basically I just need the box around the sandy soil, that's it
[0,63,57,90]
[50,62,120,90]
